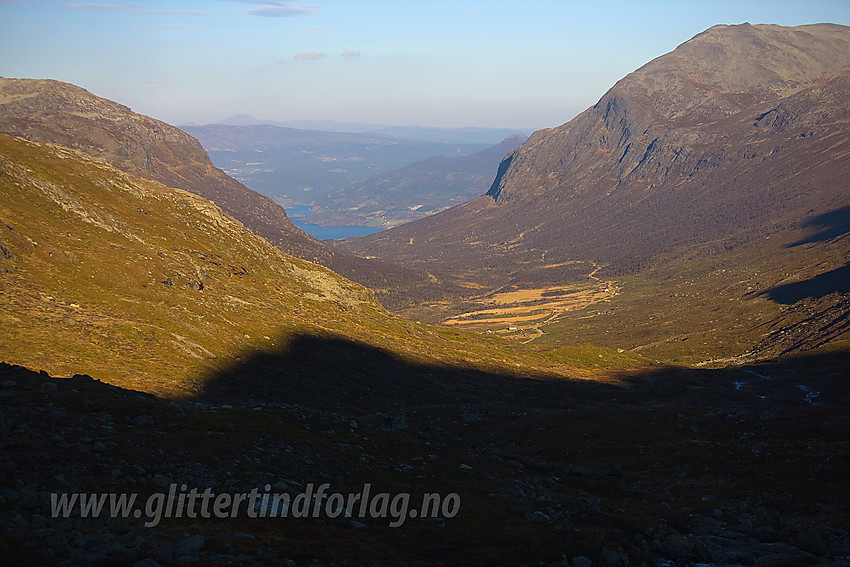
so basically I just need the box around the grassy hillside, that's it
[0,134,653,397]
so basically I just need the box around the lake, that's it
[286,205,384,240]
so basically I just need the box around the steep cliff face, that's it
[345,24,850,283]
[488,23,850,205]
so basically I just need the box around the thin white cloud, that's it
[341,50,360,58]
[144,78,166,89]
[246,5,316,18]
[293,52,325,61]
[297,27,329,33]
[161,24,202,30]
[226,0,318,18]
[64,3,212,16]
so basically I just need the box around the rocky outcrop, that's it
[489,23,850,205]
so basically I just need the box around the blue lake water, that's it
[286,205,384,240]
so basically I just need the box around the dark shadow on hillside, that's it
[788,205,850,247]
[195,333,640,413]
[6,342,850,566]
[194,332,850,415]
[760,262,850,304]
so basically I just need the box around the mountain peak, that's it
[615,22,850,126]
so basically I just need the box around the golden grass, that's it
[442,279,620,333]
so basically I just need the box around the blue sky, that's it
[1,1,848,130]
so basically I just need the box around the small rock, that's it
[151,474,170,489]
[176,534,205,555]
[54,474,71,488]
[525,511,551,523]
[30,513,47,528]
[1,487,20,504]
[601,548,629,567]
[19,488,39,509]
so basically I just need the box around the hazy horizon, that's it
[1,1,849,131]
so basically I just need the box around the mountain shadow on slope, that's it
[761,262,850,304]
[3,344,850,565]
[789,204,850,247]
[194,332,632,413]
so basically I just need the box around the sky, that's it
[1,1,848,130]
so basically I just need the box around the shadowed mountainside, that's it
[788,204,850,247]
[1,340,849,565]
[343,24,850,282]
[761,262,850,304]
[340,23,850,361]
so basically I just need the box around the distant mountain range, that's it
[309,135,527,227]
[180,123,491,209]
[204,114,531,145]
[182,123,529,230]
